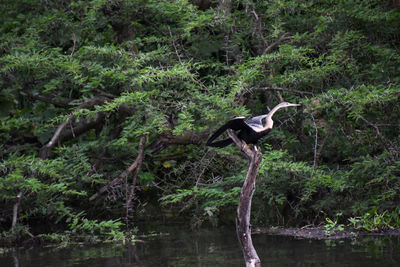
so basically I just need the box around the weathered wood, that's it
[227,129,262,267]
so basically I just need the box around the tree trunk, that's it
[227,130,262,267]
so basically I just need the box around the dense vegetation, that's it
[1,0,400,244]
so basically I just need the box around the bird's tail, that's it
[206,138,233,148]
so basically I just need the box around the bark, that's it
[227,130,262,267]
[89,135,147,201]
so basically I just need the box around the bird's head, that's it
[277,102,301,108]
[260,102,301,129]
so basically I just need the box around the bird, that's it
[206,102,300,148]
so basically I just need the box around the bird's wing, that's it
[206,117,252,147]
[206,137,233,148]
[246,114,267,126]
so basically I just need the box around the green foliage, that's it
[348,207,400,232]
[68,216,124,240]
[1,0,400,241]
[324,213,345,236]
[160,185,241,226]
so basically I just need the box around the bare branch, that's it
[39,96,110,159]
[89,135,147,202]
[168,26,182,65]
[11,192,23,232]
[70,33,77,57]
[126,135,147,214]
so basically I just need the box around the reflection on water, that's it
[1,227,399,266]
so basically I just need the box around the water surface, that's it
[1,227,399,266]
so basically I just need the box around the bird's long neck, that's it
[263,105,283,130]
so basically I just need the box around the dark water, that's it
[1,228,399,266]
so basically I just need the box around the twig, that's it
[69,119,76,138]
[195,150,214,187]
[168,26,182,65]
[251,10,259,21]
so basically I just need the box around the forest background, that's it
[1,0,400,244]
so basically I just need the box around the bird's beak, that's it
[288,103,301,107]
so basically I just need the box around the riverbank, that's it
[2,224,400,248]
[254,226,400,240]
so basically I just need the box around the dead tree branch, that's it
[11,192,23,232]
[39,96,110,159]
[126,135,147,216]
[70,33,77,57]
[89,135,147,201]
[227,129,262,267]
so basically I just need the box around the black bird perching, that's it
[206,102,300,267]
[206,102,301,148]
